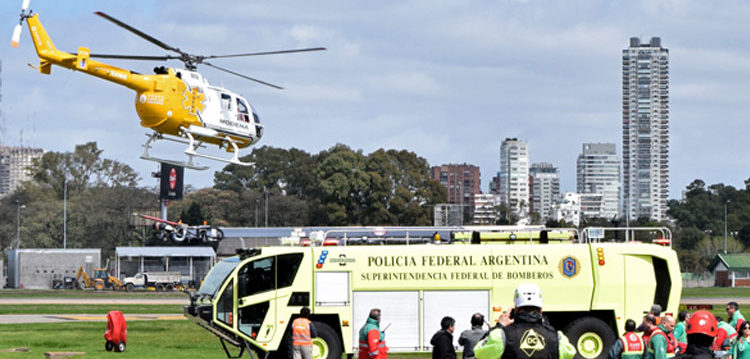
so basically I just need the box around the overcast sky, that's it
[2,0,749,198]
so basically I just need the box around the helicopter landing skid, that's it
[140,132,210,171]
[182,130,255,167]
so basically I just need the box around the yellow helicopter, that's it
[11,1,325,170]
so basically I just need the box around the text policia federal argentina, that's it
[367,254,549,267]
[359,254,556,281]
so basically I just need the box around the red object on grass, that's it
[104,311,128,352]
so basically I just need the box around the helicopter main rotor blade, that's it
[95,11,183,55]
[203,47,327,59]
[203,61,283,90]
[86,53,179,61]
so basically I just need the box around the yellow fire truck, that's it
[185,227,680,359]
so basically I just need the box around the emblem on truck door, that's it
[559,256,580,279]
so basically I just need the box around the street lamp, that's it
[15,200,25,249]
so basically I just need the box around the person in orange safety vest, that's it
[359,308,388,359]
[292,307,318,359]
[608,319,646,359]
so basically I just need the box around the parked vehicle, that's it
[123,271,182,292]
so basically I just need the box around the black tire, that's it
[564,316,615,359]
[156,284,164,292]
[116,342,126,352]
[268,325,293,359]
[311,321,342,359]
[166,284,175,292]
[105,341,113,351]
[126,283,134,292]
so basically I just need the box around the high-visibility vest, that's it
[292,318,312,346]
[620,332,645,359]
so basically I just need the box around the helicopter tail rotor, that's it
[10,0,31,48]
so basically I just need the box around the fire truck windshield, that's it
[198,257,239,297]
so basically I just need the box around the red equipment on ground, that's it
[104,311,127,352]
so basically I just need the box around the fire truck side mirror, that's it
[471,231,480,244]
[540,231,549,244]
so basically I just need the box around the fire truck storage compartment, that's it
[353,291,420,351]
[315,272,350,306]
[422,290,489,349]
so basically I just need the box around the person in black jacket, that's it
[432,316,457,359]
[675,310,718,359]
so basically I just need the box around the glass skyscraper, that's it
[622,37,669,221]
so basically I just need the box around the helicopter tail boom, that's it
[24,14,153,92]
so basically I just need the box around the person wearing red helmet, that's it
[675,310,718,359]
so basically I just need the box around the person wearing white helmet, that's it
[474,283,576,359]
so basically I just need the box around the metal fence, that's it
[682,272,715,288]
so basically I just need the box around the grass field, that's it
[0,320,431,359]
[0,287,745,358]
[0,320,226,358]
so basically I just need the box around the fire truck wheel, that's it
[564,316,614,359]
[126,283,134,292]
[311,321,341,359]
[105,341,113,351]
[116,342,126,352]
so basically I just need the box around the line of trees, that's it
[0,141,747,274]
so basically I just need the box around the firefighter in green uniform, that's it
[728,302,746,332]
[474,283,576,359]
[645,315,677,359]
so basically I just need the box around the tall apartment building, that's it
[430,163,481,220]
[0,146,44,197]
[529,162,560,222]
[499,138,529,219]
[622,36,669,221]
[576,143,620,219]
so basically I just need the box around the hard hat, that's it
[686,310,718,337]
[514,283,543,308]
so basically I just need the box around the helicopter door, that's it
[236,256,277,343]
[236,98,250,123]
[220,93,233,124]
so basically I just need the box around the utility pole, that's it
[15,200,24,249]
[725,200,729,254]
[255,199,259,227]
[264,190,269,227]
[63,177,67,249]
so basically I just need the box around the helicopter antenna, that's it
[88,11,325,89]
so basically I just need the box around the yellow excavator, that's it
[75,259,124,290]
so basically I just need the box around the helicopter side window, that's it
[221,93,232,110]
[237,99,250,122]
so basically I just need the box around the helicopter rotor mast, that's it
[91,11,326,89]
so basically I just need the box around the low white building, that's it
[554,192,581,226]
[472,194,497,225]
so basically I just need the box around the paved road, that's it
[0,297,188,305]
[0,314,185,324]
